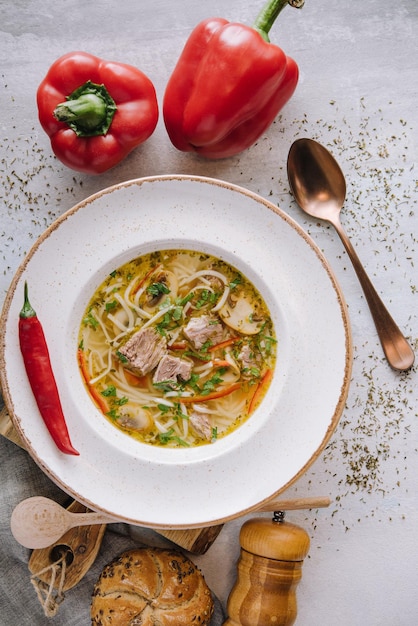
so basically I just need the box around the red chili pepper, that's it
[19,283,79,455]
[163,0,304,159]
[37,51,158,174]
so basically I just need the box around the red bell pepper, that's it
[163,0,304,159]
[37,51,158,174]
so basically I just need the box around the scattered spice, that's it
[1,83,417,532]
[275,96,417,533]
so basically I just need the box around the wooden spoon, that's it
[11,494,331,550]
[287,138,415,371]
[11,495,118,549]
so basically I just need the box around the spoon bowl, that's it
[10,496,117,549]
[287,138,414,371]
[288,138,346,221]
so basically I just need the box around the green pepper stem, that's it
[53,80,117,137]
[20,282,37,319]
[253,0,305,42]
[55,94,107,128]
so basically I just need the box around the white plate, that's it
[0,176,352,528]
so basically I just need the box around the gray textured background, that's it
[1,0,417,624]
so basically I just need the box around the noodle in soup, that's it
[78,250,276,448]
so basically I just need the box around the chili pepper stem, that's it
[20,281,36,319]
[253,0,305,41]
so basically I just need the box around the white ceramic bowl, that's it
[0,176,352,527]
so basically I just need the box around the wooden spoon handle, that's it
[332,217,414,371]
[66,510,118,527]
[256,495,331,511]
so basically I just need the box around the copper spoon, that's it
[287,138,414,371]
[10,496,118,549]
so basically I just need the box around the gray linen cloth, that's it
[0,430,225,625]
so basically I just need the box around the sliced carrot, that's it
[178,382,241,404]
[208,337,240,352]
[170,342,188,350]
[131,263,163,295]
[77,349,109,414]
[124,369,148,387]
[211,359,233,369]
[248,369,273,414]
[90,387,109,415]
[78,348,90,384]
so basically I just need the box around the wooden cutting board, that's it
[28,499,107,592]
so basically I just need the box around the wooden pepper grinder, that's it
[223,511,310,626]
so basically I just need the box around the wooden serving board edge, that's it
[0,404,24,447]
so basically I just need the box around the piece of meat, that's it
[118,327,167,376]
[204,275,224,292]
[238,343,261,376]
[189,411,213,440]
[183,315,224,350]
[153,354,193,384]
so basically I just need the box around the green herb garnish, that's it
[83,312,99,329]
[147,282,170,297]
[105,300,117,312]
[101,385,117,397]
[116,350,129,364]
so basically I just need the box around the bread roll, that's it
[91,547,214,625]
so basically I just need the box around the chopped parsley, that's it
[115,396,129,406]
[83,312,99,329]
[158,428,189,446]
[115,350,129,364]
[229,275,242,289]
[201,372,224,395]
[176,292,195,306]
[147,282,170,297]
[195,289,218,309]
[105,300,117,312]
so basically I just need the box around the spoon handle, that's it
[67,510,118,527]
[331,217,414,371]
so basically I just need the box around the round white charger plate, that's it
[0,175,352,528]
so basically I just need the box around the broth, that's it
[78,250,276,448]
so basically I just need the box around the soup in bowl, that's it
[78,249,276,448]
